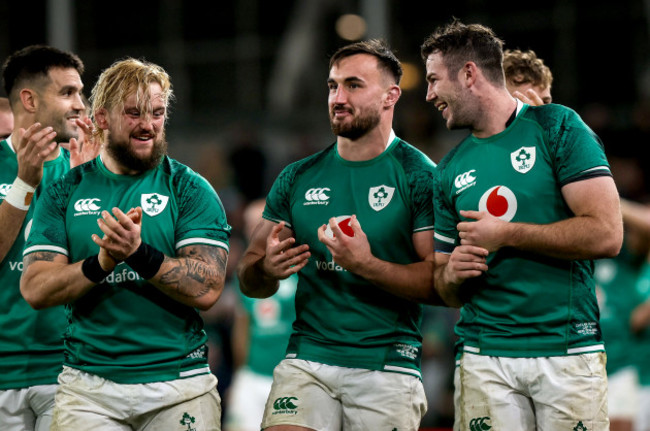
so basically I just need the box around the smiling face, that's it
[103,82,167,172]
[327,53,390,140]
[424,51,476,131]
[34,67,84,143]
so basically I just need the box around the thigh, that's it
[0,388,36,431]
[458,353,535,431]
[137,388,221,431]
[261,359,342,431]
[51,368,130,431]
[27,384,57,431]
[533,353,609,431]
[340,369,426,431]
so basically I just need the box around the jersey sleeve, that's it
[263,164,295,228]
[410,165,435,233]
[433,163,458,254]
[547,106,611,186]
[174,171,231,252]
[23,176,70,257]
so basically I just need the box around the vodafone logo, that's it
[323,215,354,238]
[73,198,101,216]
[478,186,517,221]
[304,187,331,206]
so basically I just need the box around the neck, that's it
[337,119,394,162]
[471,87,518,139]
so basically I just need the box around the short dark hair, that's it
[2,45,84,98]
[420,19,505,86]
[329,39,403,85]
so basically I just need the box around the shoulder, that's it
[276,143,336,183]
[390,138,437,172]
[522,103,589,131]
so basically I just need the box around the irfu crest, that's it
[510,146,536,174]
[141,193,169,217]
[368,185,395,212]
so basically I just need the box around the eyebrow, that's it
[59,84,82,93]
[328,76,364,84]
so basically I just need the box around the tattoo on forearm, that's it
[158,245,227,299]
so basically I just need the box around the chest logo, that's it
[304,187,330,205]
[478,186,517,222]
[369,185,395,212]
[511,146,536,174]
[73,198,102,216]
[141,193,169,217]
[455,170,477,194]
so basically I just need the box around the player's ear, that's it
[19,89,37,114]
[462,62,478,88]
[384,84,401,108]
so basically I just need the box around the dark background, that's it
[2,1,649,427]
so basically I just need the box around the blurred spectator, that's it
[224,199,297,431]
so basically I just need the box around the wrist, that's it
[4,177,36,211]
[125,242,165,279]
[82,254,112,283]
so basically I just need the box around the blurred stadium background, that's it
[2,0,649,428]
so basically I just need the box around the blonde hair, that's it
[503,49,553,90]
[90,58,173,141]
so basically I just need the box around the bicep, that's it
[561,176,621,222]
[412,230,434,261]
[24,250,69,268]
[176,243,229,274]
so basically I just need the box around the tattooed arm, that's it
[20,251,98,309]
[92,207,228,310]
[147,244,228,310]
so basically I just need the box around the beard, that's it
[38,109,80,143]
[329,105,381,140]
[105,132,167,173]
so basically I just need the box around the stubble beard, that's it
[106,132,168,173]
[39,109,80,143]
[330,106,381,140]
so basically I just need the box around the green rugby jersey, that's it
[0,139,70,390]
[24,155,231,384]
[594,244,646,374]
[264,133,435,377]
[434,103,611,357]
[239,273,297,376]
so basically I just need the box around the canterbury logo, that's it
[469,416,492,431]
[305,188,330,202]
[0,183,12,196]
[454,170,476,189]
[74,198,101,212]
[273,396,298,410]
